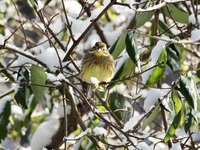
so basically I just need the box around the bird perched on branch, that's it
[81,42,115,86]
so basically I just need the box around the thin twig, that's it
[166,5,185,39]
[0,43,47,67]
[78,0,108,45]
[136,30,200,44]
[4,20,27,45]
[61,0,76,42]
[62,0,117,62]
[11,0,29,47]
[61,79,139,148]
[62,80,104,148]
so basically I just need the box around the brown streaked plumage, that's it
[81,42,115,83]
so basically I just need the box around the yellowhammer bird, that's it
[81,42,115,84]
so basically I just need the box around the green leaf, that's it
[108,58,134,88]
[110,58,134,87]
[0,63,15,82]
[136,12,154,28]
[166,44,181,72]
[164,110,182,142]
[110,31,127,59]
[31,65,47,101]
[146,49,167,86]
[0,24,5,35]
[184,110,193,132]
[142,104,160,130]
[109,92,125,120]
[125,31,140,66]
[179,76,200,110]
[61,26,68,41]
[16,0,36,20]
[24,97,37,127]
[171,89,184,128]
[171,89,182,114]
[160,99,171,112]
[14,67,30,109]
[158,20,174,37]
[0,99,11,141]
[162,4,189,24]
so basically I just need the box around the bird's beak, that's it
[98,48,101,52]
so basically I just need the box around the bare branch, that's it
[0,43,47,67]
[62,0,117,62]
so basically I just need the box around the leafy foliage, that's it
[146,49,167,86]
[30,65,47,101]
[125,31,139,65]
[14,67,30,109]
[0,99,11,141]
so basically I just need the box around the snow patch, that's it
[64,0,82,18]
[0,34,4,45]
[170,143,182,150]
[30,119,60,150]
[142,38,168,84]
[122,114,144,132]
[91,6,105,19]
[36,47,66,72]
[191,29,200,41]
[143,88,165,112]
[93,127,107,136]
[192,132,200,142]
[137,2,165,12]
[188,14,200,25]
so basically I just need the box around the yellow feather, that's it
[81,42,115,83]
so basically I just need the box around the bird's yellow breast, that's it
[81,64,113,83]
[81,53,114,83]
[80,42,115,83]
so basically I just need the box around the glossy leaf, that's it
[31,65,47,101]
[24,97,37,127]
[110,31,127,59]
[146,49,167,86]
[109,92,125,120]
[14,67,29,109]
[164,110,182,142]
[171,89,182,114]
[142,104,160,130]
[159,20,174,37]
[184,110,193,133]
[162,4,189,24]
[136,12,153,28]
[108,58,134,89]
[16,0,36,20]
[179,76,200,110]
[0,99,11,141]
[125,31,139,65]
[166,44,181,72]
[112,58,134,80]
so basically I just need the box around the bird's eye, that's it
[90,44,98,51]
